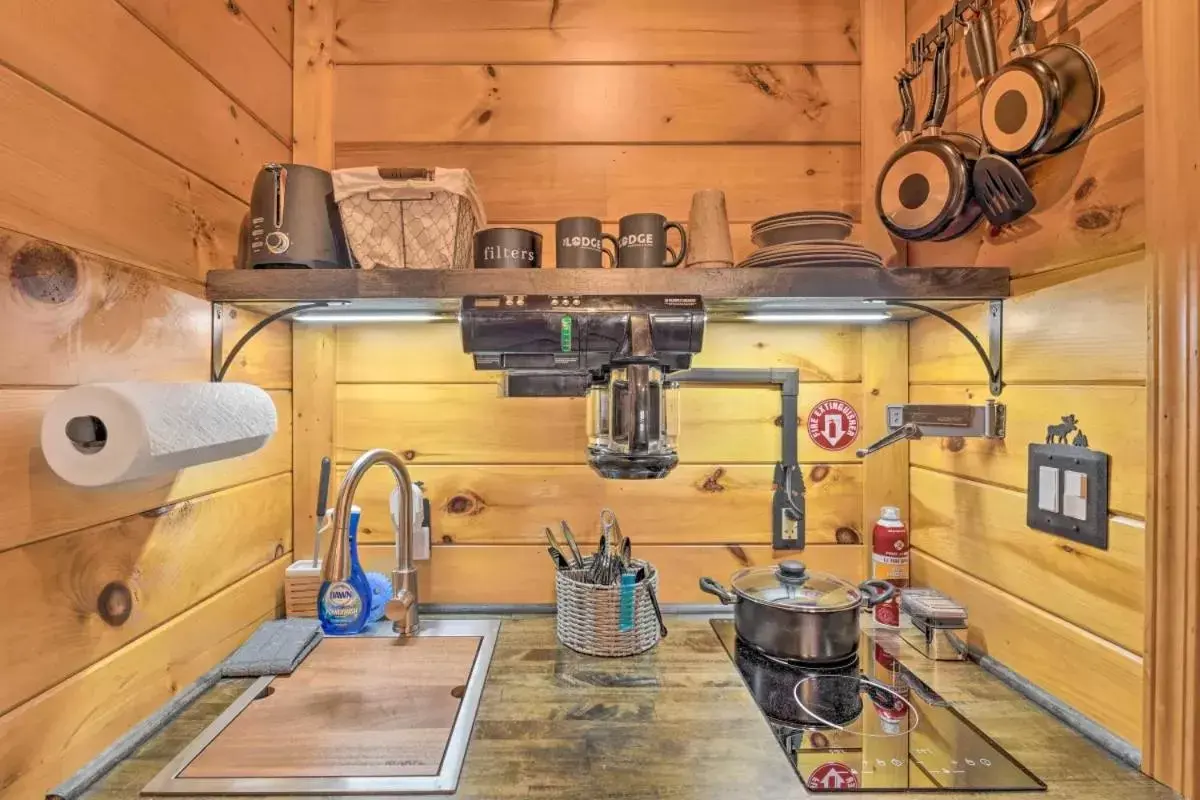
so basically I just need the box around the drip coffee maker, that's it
[459,294,806,547]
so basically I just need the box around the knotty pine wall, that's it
[903,0,1147,750]
[304,0,896,602]
[0,2,293,796]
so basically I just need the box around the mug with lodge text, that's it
[616,213,688,268]
[555,217,618,268]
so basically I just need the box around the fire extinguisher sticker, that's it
[807,399,860,451]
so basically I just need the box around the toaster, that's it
[247,163,352,269]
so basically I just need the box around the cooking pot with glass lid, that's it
[700,561,895,663]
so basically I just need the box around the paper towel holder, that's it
[65,415,107,454]
[210,301,329,382]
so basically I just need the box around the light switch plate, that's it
[1027,444,1109,549]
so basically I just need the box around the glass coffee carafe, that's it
[587,364,680,479]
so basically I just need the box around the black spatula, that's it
[973,152,1036,225]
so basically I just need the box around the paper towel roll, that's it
[40,382,277,487]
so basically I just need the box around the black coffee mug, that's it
[474,227,542,269]
[555,217,618,269]
[616,213,688,268]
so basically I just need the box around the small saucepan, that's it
[979,0,1101,158]
[700,560,894,664]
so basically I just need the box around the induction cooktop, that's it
[711,620,1044,793]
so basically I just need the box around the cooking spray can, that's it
[871,506,908,627]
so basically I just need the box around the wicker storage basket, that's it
[555,558,662,657]
[331,167,485,269]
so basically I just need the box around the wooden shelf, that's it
[207,266,1009,314]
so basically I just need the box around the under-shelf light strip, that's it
[292,310,893,324]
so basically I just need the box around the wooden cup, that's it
[685,189,735,268]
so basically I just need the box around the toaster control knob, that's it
[265,231,290,255]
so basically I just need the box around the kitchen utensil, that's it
[248,163,353,269]
[310,456,332,564]
[547,544,571,571]
[545,527,571,569]
[560,520,585,568]
[963,1,1000,89]
[616,213,688,267]
[620,537,633,570]
[875,34,985,242]
[619,572,637,631]
[588,516,620,585]
[685,189,734,268]
[636,565,669,639]
[474,227,542,269]
[699,560,895,663]
[968,3,1038,226]
[973,146,1038,224]
[588,550,621,586]
[601,508,624,556]
[555,217,617,268]
[979,0,1101,158]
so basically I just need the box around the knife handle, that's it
[315,456,332,519]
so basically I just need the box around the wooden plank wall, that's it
[0,2,293,796]
[321,0,884,603]
[903,0,1147,750]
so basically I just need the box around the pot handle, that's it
[699,577,737,605]
[921,33,951,132]
[859,579,897,608]
[1009,0,1037,57]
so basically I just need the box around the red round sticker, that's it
[808,399,860,451]
[808,762,861,791]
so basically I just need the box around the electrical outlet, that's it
[1026,443,1109,549]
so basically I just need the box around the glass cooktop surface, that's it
[711,620,1044,793]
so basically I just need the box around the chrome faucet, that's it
[322,448,419,636]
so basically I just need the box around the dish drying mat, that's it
[46,619,323,799]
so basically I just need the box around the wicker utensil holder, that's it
[555,558,661,657]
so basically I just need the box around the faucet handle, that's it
[385,590,414,619]
[386,567,420,635]
[856,423,923,458]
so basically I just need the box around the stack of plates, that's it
[751,211,854,247]
[739,211,881,268]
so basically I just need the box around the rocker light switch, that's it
[1027,443,1109,550]
[1063,470,1088,521]
[1037,466,1060,513]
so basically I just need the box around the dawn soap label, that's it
[319,580,368,634]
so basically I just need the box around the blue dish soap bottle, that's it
[318,505,371,635]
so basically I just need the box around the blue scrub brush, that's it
[366,572,392,622]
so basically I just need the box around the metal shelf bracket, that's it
[210,301,329,382]
[889,300,1005,396]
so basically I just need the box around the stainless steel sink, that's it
[142,618,500,796]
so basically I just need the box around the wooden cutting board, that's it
[181,636,481,778]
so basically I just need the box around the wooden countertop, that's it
[82,616,1176,800]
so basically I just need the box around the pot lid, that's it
[730,560,862,611]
